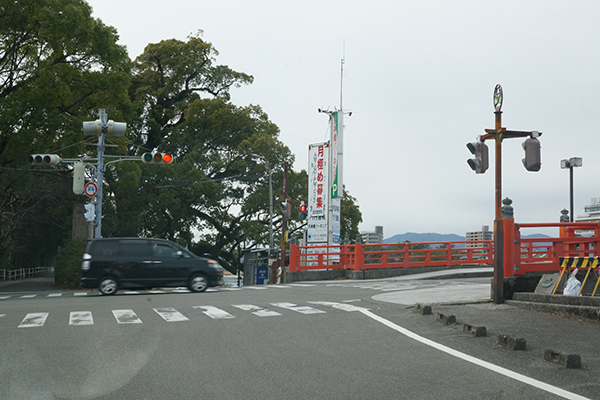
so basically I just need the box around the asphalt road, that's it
[0,278,597,400]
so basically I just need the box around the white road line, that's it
[288,284,316,287]
[18,313,49,328]
[171,289,191,293]
[308,301,369,312]
[20,295,36,299]
[154,308,189,322]
[222,288,242,291]
[232,304,281,317]
[74,293,88,296]
[69,311,94,326]
[148,290,166,294]
[47,293,63,297]
[193,306,235,319]
[359,309,591,400]
[269,285,291,289]
[245,287,268,290]
[0,296,10,300]
[112,309,143,324]
[123,291,140,295]
[271,302,326,315]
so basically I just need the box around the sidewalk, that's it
[0,276,59,293]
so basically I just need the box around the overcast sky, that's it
[86,0,600,239]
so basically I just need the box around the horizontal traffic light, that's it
[27,154,61,165]
[141,152,174,164]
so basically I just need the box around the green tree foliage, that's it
[52,238,87,287]
[102,34,293,270]
[0,0,131,268]
[340,188,363,242]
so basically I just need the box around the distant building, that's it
[576,197,600,224]
[466,225,493,248]
[361,225,384,244]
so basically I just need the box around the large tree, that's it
[0,0,131,268]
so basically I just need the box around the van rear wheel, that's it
[99,277,118,295]
[188,274,208,293]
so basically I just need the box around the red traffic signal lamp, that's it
[466,141,489,174]
[27,154,61,165]
[299,201,307,220]
[142,152,173,164]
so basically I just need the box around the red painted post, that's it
[354,242,364,270]
[289,243,298,272]
[503,216,515,278]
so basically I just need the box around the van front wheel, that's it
[99,277,118,295]
[188,274,208,293]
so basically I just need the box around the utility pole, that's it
[278,161,289,283]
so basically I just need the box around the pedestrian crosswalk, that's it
[2,301,366,329]
[0,283,318,301]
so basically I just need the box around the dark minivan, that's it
[80,238,224,295]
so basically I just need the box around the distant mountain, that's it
[383,232,553,245]
[384,232,465,244]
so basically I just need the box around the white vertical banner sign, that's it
[329,112,342,246]
[330,112,343,199]
[307,142,329,243]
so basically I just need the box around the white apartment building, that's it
[361,226,384,244]
[466,225,493,248]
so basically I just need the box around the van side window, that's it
[152,243,179,258]
[119,242,151,257]
[92,241,119,256]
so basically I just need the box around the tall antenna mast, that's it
[340,40,345,111]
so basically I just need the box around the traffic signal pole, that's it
[475,85,543,304]
[94,109,108,238]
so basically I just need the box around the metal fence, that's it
[0,267,54,281]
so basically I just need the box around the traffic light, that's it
[466,141,489,174]
[27,154,61,165]
[280,201,291,218]
[141,152,173,164]
[299,201,307,220]
[522,137,541,171]
[73,162,85,195]
[83,203,95,222]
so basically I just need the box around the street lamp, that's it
[561,157,582,222]
[252,154,274,254]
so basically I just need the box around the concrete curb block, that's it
[463,323,487,337]
[414,303,432,315]
[497,334,526,350]
[544,349,582,369]
[436,313,456,325]
[507,299,600,323]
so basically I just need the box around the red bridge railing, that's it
[289,221,600,276]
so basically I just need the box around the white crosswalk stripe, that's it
[2,299,363,329]
[18,312,49,328]
[47,293,63,297]
[20,295,36,299]
[231,304,281,317]
[271,302,327,314]
[112,309,143,324]
[69,311,94,326]
[154,307,189,322]
[193,306,235,319]
[0,296,10,300]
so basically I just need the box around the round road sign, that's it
[84,182,98,197]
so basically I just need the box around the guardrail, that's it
[0,267,54,281]
[289,241,492,272]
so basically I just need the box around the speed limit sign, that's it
[84,182,98,197]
